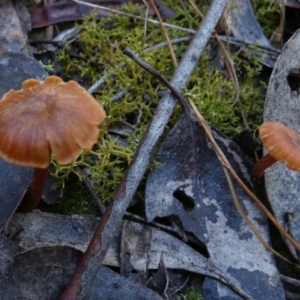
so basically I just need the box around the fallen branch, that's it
[60,1,229,298]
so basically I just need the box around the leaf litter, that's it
[2,212,255,299]
[1,0,300,299]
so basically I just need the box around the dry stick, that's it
[60,1,229,299]
[123,47,300,256]
[222,166,291,264]
[280,274,300,288]
[141,0,149,42]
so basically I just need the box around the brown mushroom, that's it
[252,122,300,179]
[0,76,106,211]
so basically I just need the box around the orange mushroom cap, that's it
[0,76,106,168]
[259,122,300,171]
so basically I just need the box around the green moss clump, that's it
[253,0,281,39]
[186,50,264,137]
[53,1,267,205]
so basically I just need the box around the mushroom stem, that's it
[252,153,277,179]
[18,167,49,212]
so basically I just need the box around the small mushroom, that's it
[252,122,300,179]
[0,76,106,211]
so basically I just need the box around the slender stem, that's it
[18,167,49,212]
[252,153,277,179]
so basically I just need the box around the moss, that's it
[186,49,264,137]
[52,1,269,204]
[176,286,202,300]
[253,0,281,39]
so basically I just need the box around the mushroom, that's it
[0,76,106,211]
[252,121,300,179]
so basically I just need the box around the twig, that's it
[110,88,129,103]
[145,36,191,51]
[60,1,229,299]
[141,0,149,42]
[280,274,300,288]
[123,48,191,114]
[222,166,291,263]
[149,0,178,67]
[216,35,280,54]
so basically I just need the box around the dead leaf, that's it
[0,246,82,300]
[0,52,48,229]
[229,0,271,48]
[0,235,23,275]
[5,213,253,298]
[86,265,164,300]
[0,158,32,230]
[117,220,253,299]
[152,254,169,296]
[0,240,164,300]
[227,0,278,67]
[4,212,102,251]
